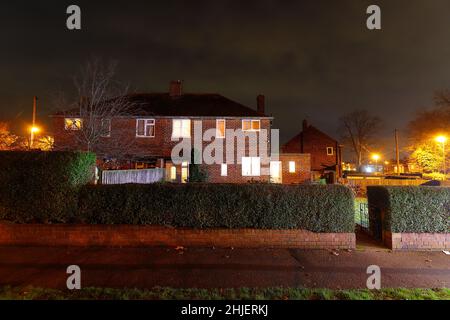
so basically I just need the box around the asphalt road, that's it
[0,240,448,289]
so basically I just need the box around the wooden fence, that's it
[343,178,427,189]
[101,168,165,185]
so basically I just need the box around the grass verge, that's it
[0,286,448,300]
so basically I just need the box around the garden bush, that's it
[78,184,355,232]
[0,151,96,223]
[367,186,450,233]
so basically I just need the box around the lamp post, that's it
[371,153,381,174]
[435,135,447,175]
[30,96,38,149]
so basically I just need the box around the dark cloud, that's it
[1,0,450,156]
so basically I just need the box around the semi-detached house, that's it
[52,81,311,184]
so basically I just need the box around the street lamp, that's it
[371,153,380,164]
[435,135,447,175]
[31,126,40,133]
[29,126,40,149]
[371,153,381,174]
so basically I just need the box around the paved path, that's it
[0,241,448,289]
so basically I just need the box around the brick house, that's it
[52,81,308,184]
[282,120,342,182]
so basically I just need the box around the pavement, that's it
[0,235,448,289]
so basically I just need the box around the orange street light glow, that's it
[371,153,380,161]
[435,135,447,144]
[30,126,40,133]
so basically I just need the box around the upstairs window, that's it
[242,119,260,132]
[101,119,111,137]
[216,119,226,138]
[172,119,191,139]
[327,147,334,156]
[136,119,155,137]
[64,118,83,130]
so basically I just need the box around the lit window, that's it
[216,119,226,138]
[289,161,296,173]
[172,119,191,138]
[136,119,155,137]
[101,119,111,137]
[221,164,227,176]
[181,161,189,183]
[64,118,83,130]
[242,157,260,176]
[327,147,334,155]
[170,166,176,180]
[242,119,260,132]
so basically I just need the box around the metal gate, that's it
[357,202,369,231]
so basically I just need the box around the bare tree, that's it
[57,58,140,157]
[408,91,450,143]
[339,110,382,167]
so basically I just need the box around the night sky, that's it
[1,0,450,158]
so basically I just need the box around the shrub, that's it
[0,151,96,223]
[78,184,355,232]
[422,172,449,181]
[367,186,450,233]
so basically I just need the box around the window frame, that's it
[170,166,177,180]
[136,119,156,138]
[216,119,226,138]
[221,163,228,176]
[242,119,261,132]
[172,119,191,139]
[100,118,111,137]
[289,161,296,173]
[326,147,334,156]
[241,156,261,177]
[64,118,83,131]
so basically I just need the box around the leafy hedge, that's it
[0,151,96,223]
[367,186,450,233]
[78,184,355,232]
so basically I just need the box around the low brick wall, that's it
[384,231,450,251]
[0,224,355,249]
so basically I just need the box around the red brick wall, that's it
[53,116,272,183]
[384,231,449,251]
[278,153,311,184]
[201,163,270,183]
[0,224,355,249]
[54,117,270,157]
[282,126,339,172]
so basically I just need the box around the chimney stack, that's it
[257,94,265,114]
[169,80,183,97]
[302,119,309,131]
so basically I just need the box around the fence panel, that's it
[101,168,165,185]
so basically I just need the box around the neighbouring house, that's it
[52,80,310,184]
[282,120,341,183]
[268,152,311,184]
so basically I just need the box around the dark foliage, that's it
[0,151,96,223]
[367,186,449,233]
[78,184,355,232]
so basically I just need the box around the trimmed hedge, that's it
[78,184,355,232]
[367,186,450,233]
[0,151,96,223]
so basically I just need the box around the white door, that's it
[270,161,282,183]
